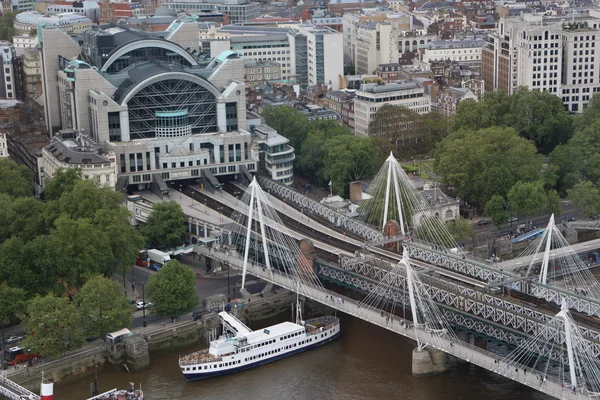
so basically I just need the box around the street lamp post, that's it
[217,207,223,223]
[142,283,147,328]
[226,262,231,303]
[204,199,207,213]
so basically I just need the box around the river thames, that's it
[55,313,548,400]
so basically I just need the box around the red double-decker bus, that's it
[4,346,38,366]
[136,250,149,267]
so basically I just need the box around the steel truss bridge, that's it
[199,246,589,399]
[317,253,600,361]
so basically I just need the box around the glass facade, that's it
[105,48,195,75]
[126,78,218,140]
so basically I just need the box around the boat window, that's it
[219,364,222,367]
[204,366,207,370]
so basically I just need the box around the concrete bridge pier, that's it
[412,347,447,377]
[474,336,488,351]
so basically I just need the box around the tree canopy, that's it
[261,106,310,152]
[20,294,85,358]
[0,159,33,198]
[452,88,573,154]
[0,179,143,296]
[43,168,82,201]
[484,195,509,230]
[446,217,475,242]
[434,127,541,206]
[75,275,133,339]
[0,283,26,328]
[507,181,547,222]
[0,12,17,43]
[141,201,187,250]
[368,105,449,157]
[568,181,600,218]
[146,260,198,317]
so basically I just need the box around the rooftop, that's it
[16,11,91,25]
[358,81,420,93]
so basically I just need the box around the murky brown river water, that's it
[55,314,548,400]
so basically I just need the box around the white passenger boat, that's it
[179,300,340,381]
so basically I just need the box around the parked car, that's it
[477,219,491,226]
[149,263,162,272]
[6,334,23,344]
[136,300,152,310]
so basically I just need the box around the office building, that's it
[14,11,92,36]
[420,39,485,66]
[163,0,260,23]
[354,21,398,74]
[300,25,343,89]
[482,11,600,112]
[0,132,7,158]
[354,81,431,136]
[0,41,17,100]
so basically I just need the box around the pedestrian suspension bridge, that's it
[200,170,600,399]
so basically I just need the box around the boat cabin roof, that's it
[243,321,303,344]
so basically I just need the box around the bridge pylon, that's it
[230,177,324,294]
[357,152,462,253]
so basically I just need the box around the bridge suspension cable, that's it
[501,299,600,395]
[230,177,325,294]
[356,152,463,254]
[505,214,600,299]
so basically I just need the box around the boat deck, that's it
[305,316,338,335]
[180,349,223,366]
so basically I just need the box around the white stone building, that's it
[42,131,118,189]
[420,39,485,66]
[0,41,16,100]
[482,11,600,113]
[353,81,431,136]
[300,25,343,90]
[354,21,399,74]
[0,132,7,158]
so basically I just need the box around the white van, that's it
[106,328,132,344]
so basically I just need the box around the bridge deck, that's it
[0,372,40,400]
[198,247,591,400]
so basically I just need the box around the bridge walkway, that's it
[198,246,591,400]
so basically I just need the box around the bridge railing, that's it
[256,176,384,242]
[0,371,40,400]
[198,246,593,399]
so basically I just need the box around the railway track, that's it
[181,183,600,332]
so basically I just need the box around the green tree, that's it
[546,189,563,217]
[0,158,33,198]
[0,195,47,243]
[50,216,114,288]
[58,180,122,221]
[146,260,198,317]
[261,106,310,152]
[141,201,187,250]
[0,283,26,350]
[451,91,512,132]
[322,135,379,196]
[434,127,541,206]
[20,294,84,358]
[297,120,350,180]
[574,94,600,132]
[43,168,82,201]
[0,12,17,42]
[452,89,573,154]
[568,181,600,218]
[484,195,509,231]
[507,181,547,223]
[506,88,573,154]
[446,216,475,242]
[75,276,133,339]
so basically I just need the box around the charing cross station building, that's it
[40,18,292,192]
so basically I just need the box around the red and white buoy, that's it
[40,380,53,400]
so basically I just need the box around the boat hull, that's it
[182,330,340,382]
